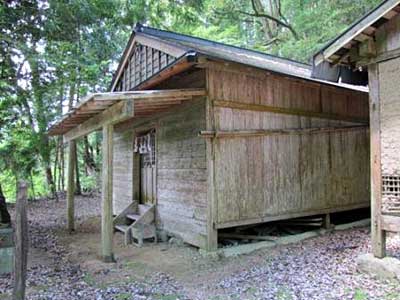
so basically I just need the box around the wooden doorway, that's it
[134,129,156,205]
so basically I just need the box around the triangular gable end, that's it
[111,32,188,92]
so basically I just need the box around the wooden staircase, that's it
[113,203,157,247]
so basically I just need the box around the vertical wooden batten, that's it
[67,140,76,233]
[101,124,115,262]
[369,63,386,258]
[205,68,218,251]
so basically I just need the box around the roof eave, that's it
[314,0,400,66]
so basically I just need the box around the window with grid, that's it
[382,175,400,197]
[382,175,400,214]
[139,131,155,168]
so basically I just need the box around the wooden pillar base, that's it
[372,224,386,258]
[206,227,218,252]
[102,254,116,263]
[323,213,332,230]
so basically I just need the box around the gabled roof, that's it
[135,24,312,79]
[109,24,314,91]
[314,0,400,66]
[110,24,369,93]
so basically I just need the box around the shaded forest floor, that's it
[1,195,400,300]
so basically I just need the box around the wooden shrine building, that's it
[49,23,370,261]
[313,0,400,258]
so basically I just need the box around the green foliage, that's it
[354,288,369,300]
[275,0,382,61]
[0,170,16,203]
[79,167,99,192]
[184,0,382,62]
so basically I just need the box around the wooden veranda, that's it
[48,88,206,262]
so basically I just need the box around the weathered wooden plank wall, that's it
[112,131,134,215]
[156,99,208,247]
[113,98,208,248]
[207,65,370,228]
[377,18,400,216]
[379,58,400,178]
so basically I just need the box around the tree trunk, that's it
[0,183,11,225]
[250,0,297,42]
[26,53,56,200]
[95,132,101,158]
[75,142,82,195]
[68,82,76,111]
[60,141,65,191]
[30,172,35,200]
[253,0,275,40]
[45,164,57,199]
[83,136,98,176]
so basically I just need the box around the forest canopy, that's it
[0,0,381,201]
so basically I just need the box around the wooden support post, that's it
[369,63,386,258]
[67,140,76,233]
[206,137,218,251]
[13,181,28,300]
[323,213,331,229]
[101,124,115,262]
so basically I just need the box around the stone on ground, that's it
[356,253,400,281]
[0,228,13,274]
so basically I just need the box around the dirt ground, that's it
[1,194,400,300]
[56,216,283,298]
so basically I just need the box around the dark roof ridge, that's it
[135,23,312,69]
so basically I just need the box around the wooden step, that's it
[139,204,151,214]
[115,224,129,233]
[131,224,157,247]
[126,214,141,221]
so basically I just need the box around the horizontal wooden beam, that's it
[219,233,277,241]
[135,33,187,58]
[381,215,400,232]
[63,100,133,142]
[356,47,400,67]
[49,88,206,136]
[213,100,369,124]
[92,88,206,102]
[135,102,182,108]
[199,125,368,139]
[135,98,190,106]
